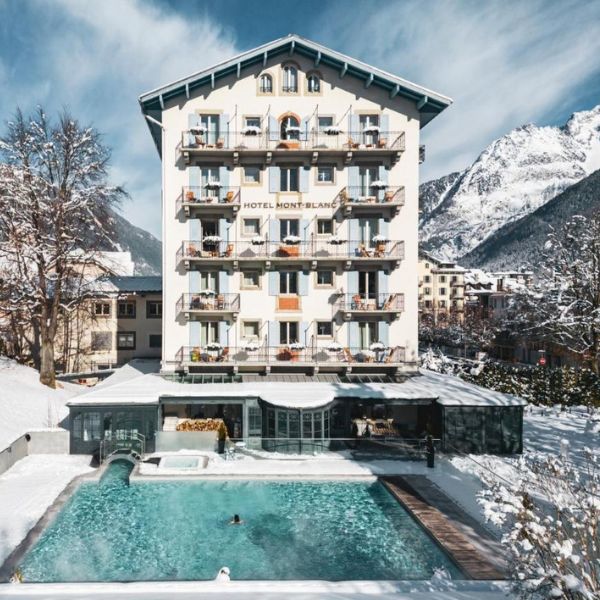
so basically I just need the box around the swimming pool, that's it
[18,462,461,582]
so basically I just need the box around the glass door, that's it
[359,166,378,197]
[358,218,379,248]
[201,167,220,199]
[359,114,380,146]
[358,322,378,349]
[358,271,377,300]
[200,115,219,146]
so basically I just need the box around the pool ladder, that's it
[99,433,146,464]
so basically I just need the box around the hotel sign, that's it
[242,201,337,210]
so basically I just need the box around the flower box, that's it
[283,235,301,245]
[323,126,341,135]
[242,126,261,136]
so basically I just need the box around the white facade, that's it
[141,35,451,378]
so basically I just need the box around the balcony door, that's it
[359,114,380,146]
[280,219,300,240]
[359,166,378,196]
[199,114,219,145]
[200,272,218,293]
[201,167,220,198]
[200,322,219,346]
[358,218,379,247]
[281,115,300,141]
[358,321,378,349]
[358,271,377,300]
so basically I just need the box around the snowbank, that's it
[0,358,81,451]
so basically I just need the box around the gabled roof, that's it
[139,34,452,155]
[93,275,162,295]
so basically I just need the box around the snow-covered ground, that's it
[0,358,81,451]
[0,455,93,564]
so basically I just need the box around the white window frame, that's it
[316,320,333,338]
[241,320,261,340]
[316,165,335,185]
[241,270,261,289]
[279,321,299,345]
[242,218,261,237]
[280,166,300,192]
[279,270,299,295]
[316,269,335,288]
[243,165,261,186]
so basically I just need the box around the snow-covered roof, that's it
[93,251,135,276]
[139,33,452,155]
[91,275,162,295]
[68,366,526,409]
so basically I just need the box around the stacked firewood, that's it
[176,418,224,432]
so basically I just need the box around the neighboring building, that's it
[140,34,452,379]
[418,252,465,324]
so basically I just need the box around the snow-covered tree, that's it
[479,452,599,599]
[0,108,125,387]
[508,216,600,374]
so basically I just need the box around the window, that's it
[280,271,298,294]
[91,331,112,352]
[424,287,431,295]
[243,166,261,184]
[241,271,260,288]
[317,116,333,132]
[424,275,431,283]
[317,321,333,337]
[439,300,447,308]
[439,275,446,283]
[358,322,378,349]
[259,73,273,94]
[280,321,299,344]
[242,321,260,339]
[117,332,136,350]
[200,271,217,291]
[317,165,334,183]
[425,262,430,269]
[316,270,334,287]
[359,114,380,144]
[117,301,136,318]
[280,167,299,192]
[282,65,298,93]
[197,114,220,145]
[451,275,458,284]
[149,334,162,348]
[439,287,447,296]
[307,73,320,93]
[317,219,333,235]
[200,322,219,346]
[243,218,260,236]
[94,302,110,317]
[280,219,299,239]
[82,412,101,441]
[358,166,379,195]
[425,300,432,308]
[280,115,300,140]
[146,301,162,318]
[244,116,261,129]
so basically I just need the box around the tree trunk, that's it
[39,335,56,388]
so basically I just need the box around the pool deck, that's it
[381,476,505,580]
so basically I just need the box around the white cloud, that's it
[315,0,600,181]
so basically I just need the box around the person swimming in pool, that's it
[230,514,243,525]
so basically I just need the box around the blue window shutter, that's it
[348,322,359,350]
[269,116,279,141]
[268,271,279,296]
[189,165,200,188]
[189,321,200,347]
[299,271,309,296]
[189,218,201,240]
[300,116,310,141]
[380,114,389,135]
[269,166,280,193]
[269,218,280,242]
[379,322,389,347]
[219,113,229,147]
[377,165,388,201]
[219,166,229,189]
[218,321,229,346]
[299,167,310,193]
[348,113,359,137]
[301,321,309,346]
[347,166,359,195]
[300,219,310,243]
[189,271,200,294]
[219,218,229,239]
[268,321,280,346]
[379,218,389,240]
[348,219,359,254]
[377,271,388,307]
[218,271,229,294]
[187,114,199,145]
[347,271,358,294]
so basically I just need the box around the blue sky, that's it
[1,0,600,239]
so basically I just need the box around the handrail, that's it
[99,431,146,464]
[338,186,405,205]
[177,293,241,314]
[335,293,405,312]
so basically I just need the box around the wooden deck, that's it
[381,476,506,580]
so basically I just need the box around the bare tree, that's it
[0,108,125,387]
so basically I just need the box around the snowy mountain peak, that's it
[420,104,600,261]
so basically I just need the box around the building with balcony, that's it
[418,251,466,324]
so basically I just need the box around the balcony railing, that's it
[335,293,405,313]
[177,186,240,215]
[181,130,406,153]
[176,240,405,265]
[338,186,405,207]
[176,293,240,318]
[175,345,406,367]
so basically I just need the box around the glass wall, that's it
[262,405,332,454]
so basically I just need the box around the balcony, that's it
[335,293,405,320]
[176,293,240,320]
[175,345,407,374]
[177,186,240,218]
[180,130,406,165]
[177,240,405,270]
[337,186,405,216]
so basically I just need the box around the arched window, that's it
[280,115,300,140]
[259,73,273,94]
[282,65,298,93]
[307,73,320,93]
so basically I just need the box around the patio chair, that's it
[216,347,229,362]
[358,244,370,258]
[216,294,225,309]
[222,244,234,258]
[343,347,354,363]
[352,294,364,310]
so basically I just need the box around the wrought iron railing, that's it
[177,186,240,211]
[338,186,405,205]
[176,293,240,315]
[99,431,145,463]
[335,293,405,312]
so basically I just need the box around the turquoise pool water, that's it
[19,462,461,582]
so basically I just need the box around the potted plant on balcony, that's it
[190,346,201,362]
[323,125,341,135]
[328,235,345,245]
[326,341,343,352]
[185,189,196,202]
[217,421,228,454]
[190,125,207,136]
[289,341,305,361]
[281,234,301,257]
[251,235,266,246]
[207,342,222,351]
[241,125,261,136]
[362,125,380,134]
[243,340,259,352]
[370,180,387,189]
[203,235,222,246]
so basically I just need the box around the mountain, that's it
[101,209,161,275]
[420,105,600,261]
[461,169,600,270]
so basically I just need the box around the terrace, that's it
[337,185,405,216]
[176,293,241,320]
[334,293,405,320]
[176,186,241,217]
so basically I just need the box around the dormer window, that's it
[307,73,321,94]
[259,73,273,94]
[282,65,298,93]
